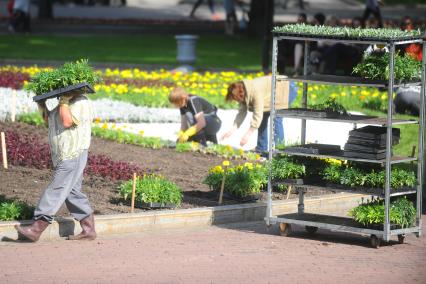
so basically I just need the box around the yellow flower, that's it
[222,160,230,167]
[210,165,224,174]
[94,117,101,124]
[244,162,253,170]
[101,123,108,129]
[255,154,261,160]
[139,130,145,136]
[226,145,233,152]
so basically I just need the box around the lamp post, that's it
[175,35,199,72]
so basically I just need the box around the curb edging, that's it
[0,193,367,242]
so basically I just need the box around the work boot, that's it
[68,214,97,241]
[15,219,49,242]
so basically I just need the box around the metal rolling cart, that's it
[265,30,425,248]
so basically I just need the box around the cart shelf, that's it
[268,213,420,236]
[276,109,418,126]
[272,181,417,198]
[274,149,417,164]
[276,74,421,88]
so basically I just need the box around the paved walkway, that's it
[1,218,425,283]
[1,0,425,25]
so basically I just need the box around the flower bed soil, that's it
[0,122,329,217]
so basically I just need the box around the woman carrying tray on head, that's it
[221,75,298,152]
[169,87,222,146]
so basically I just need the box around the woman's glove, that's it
[178,126,197,143]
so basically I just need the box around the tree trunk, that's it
[248,0,274,71]
[38,0,53,19]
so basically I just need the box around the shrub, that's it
[353,50,422,81]
[5,130,52,169]
[204,162,267,198]
[119,174,182,206]
[17,112,46,127]
[0,199,34,221]
[0,70,30,90]
[322,164,416,189]
[25,59,101,95]
[271,156,305,180]
[349,197,416,228]
[86,155,144,181]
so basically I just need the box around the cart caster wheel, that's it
[265,224,272,232]
[397,234,406,244]
[279,223,292,237]
[305,226,318,234]
[370,235,380,249]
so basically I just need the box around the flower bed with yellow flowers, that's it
[204,161,268,198]
[0,65,392,112]
[1,65,265,109]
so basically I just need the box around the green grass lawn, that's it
[0,34,262,70]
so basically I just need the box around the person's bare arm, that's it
[58,94,75,128]
[59,105,74,128]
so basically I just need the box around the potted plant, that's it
[25,59,101,102]
[273,24,421,41]
[352,50,421,83]
[271,155,305,185]
[322,163,416,194]
[349,197,416,230]
[119,174,183,209]
[204,162,267,202]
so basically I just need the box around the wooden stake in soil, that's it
[286,185,293,200]
[218,161,230,205]
[11,90,16,122]
[218,174,226,205]
[131,173,137,213]
[1,132,8,170]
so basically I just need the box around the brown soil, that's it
[0,122,328,217]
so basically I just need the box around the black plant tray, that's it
[365,223,402,230]
[273,178,304,185]
[139,202,176,209]
[222,192,262,202]
[344,143,386,154]
[278,108,343,118]
[326,183,415,196]
[284,143,341,155]
[272,31,421,43]
[349,126,400,142]
[33,82,95,102]
[343,150,387,160]
[347,136,399,147]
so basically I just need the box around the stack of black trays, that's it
[343,126,400,160]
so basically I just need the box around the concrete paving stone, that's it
[0,218,425,283]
